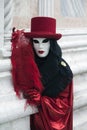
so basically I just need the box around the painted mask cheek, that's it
[44,41,50,53]
[33,42,39,52]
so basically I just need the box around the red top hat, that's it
[24,17,62,40]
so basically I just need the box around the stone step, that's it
[62,47,87,69]
[58,28,87,50]
[73,72,87,129]
[59,35,87,49]
[74,106,87,130]
[0,99,38,124]
[0,59,11,72]
[58,28,87,36]
[0,71,17,101]
[74,73,87,93]
[74,72,87,109]
[0,116,30,130]
[74,88,87,110]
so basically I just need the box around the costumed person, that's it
[11,17,73,130]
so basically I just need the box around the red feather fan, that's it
[11,29,43,104]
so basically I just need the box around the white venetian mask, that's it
[33,38,50,57]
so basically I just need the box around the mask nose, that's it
[39,42,43,49]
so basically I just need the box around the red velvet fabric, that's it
[24,17,62,40]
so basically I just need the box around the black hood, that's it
[34,39,62,86]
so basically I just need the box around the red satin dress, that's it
[30,82,73,130]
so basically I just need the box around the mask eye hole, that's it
[42,38,49,43]
[33,39,39,43]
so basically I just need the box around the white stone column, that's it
[0,1,38,130]
[4,0,13,56]
[4,0,13,34]
[0,0,4,48]
[39,0,54,17]
[0,0,13,58]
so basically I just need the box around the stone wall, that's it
[12,0,87,29]
[54,0,87,28]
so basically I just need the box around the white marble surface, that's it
[60,0,86,17]
[0,60,11,72]
[0,116,30,130]
[39,0,54,16]
[74,106,87,130]
[0,0,4,47]
[0,99,38,124]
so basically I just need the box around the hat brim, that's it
[24,32,62,40]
